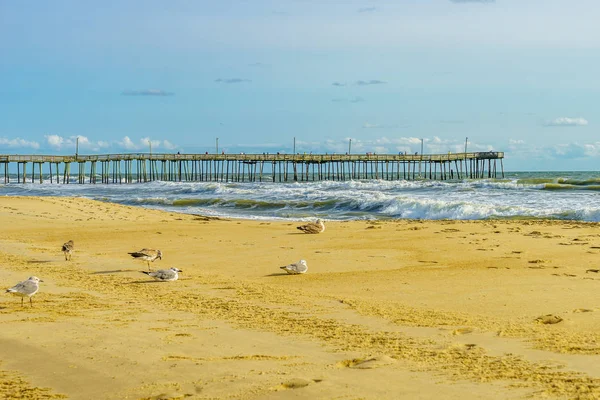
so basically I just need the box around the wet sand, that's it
[1,196,599,399]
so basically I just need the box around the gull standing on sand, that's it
[141,267,182,282]
[6,276,43,307]
[280,260,308,275]
[128,248,162,270]
[297,219,325,234]
[62,240,74,261]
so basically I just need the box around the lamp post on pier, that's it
[348,139,352,154]
[419,138,424,177]
[464,136,469,179]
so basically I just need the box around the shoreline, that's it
[1,196,599,399]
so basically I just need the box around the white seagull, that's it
[280,260,308,275]
[141,267,182,282]
[128,248,162,270]
[297,219,325,234]
[6,276,43,307]
[62,240,74,261]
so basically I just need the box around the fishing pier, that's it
[0,152,504,184]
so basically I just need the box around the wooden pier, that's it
[0,152,504,184]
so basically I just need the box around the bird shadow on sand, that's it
[91,269,137,275]
[286,232,310,235]
[127,280,168,284]
[27,260,52,264]
[265,272,291,277]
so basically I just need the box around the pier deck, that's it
[0,151,504,184]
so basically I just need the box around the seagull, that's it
[280,260,308,275]
[128,248,162,270]
[141,267,182,282]
[297,219,325,234]
[6,276,43,307]
[62,240,74,261]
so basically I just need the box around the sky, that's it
[1,0,599,171]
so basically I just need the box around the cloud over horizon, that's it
[45,134,109,151]
[356,80,386,85]
[544,117,589,127]
[362,122,397,129]
[0,137,40,149]
[119,136,177,151]
[40,135,177,152]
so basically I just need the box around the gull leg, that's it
[30,297,33,307]
[21,297,24,307]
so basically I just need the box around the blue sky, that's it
[1,0,599,170]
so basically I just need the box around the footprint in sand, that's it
[528,259,548,264]
[277,378,321,390]
[336,355,396,369]
[452,327,474,335]
[573,308,594,313]
[526,231,543,237]
[535,314,563,324]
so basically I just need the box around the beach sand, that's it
[1,196,599,399]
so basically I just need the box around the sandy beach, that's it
[1,196,599,399]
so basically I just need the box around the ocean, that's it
[1,171,599,222]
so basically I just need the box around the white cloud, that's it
[362,122,398,129]
[356,79,386,86]
[0,137,40,149]
[313,136,457,155]
[162,140,177,150]
[544,117,588,127]
[45,134,64,149]
[119,136,138,150]
[214,78,251,84]
[46,135,109,151]
[362,123,384,129]
[118,136,178,152]
[140,137,161,150]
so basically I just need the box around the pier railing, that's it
[0,151,504,184]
